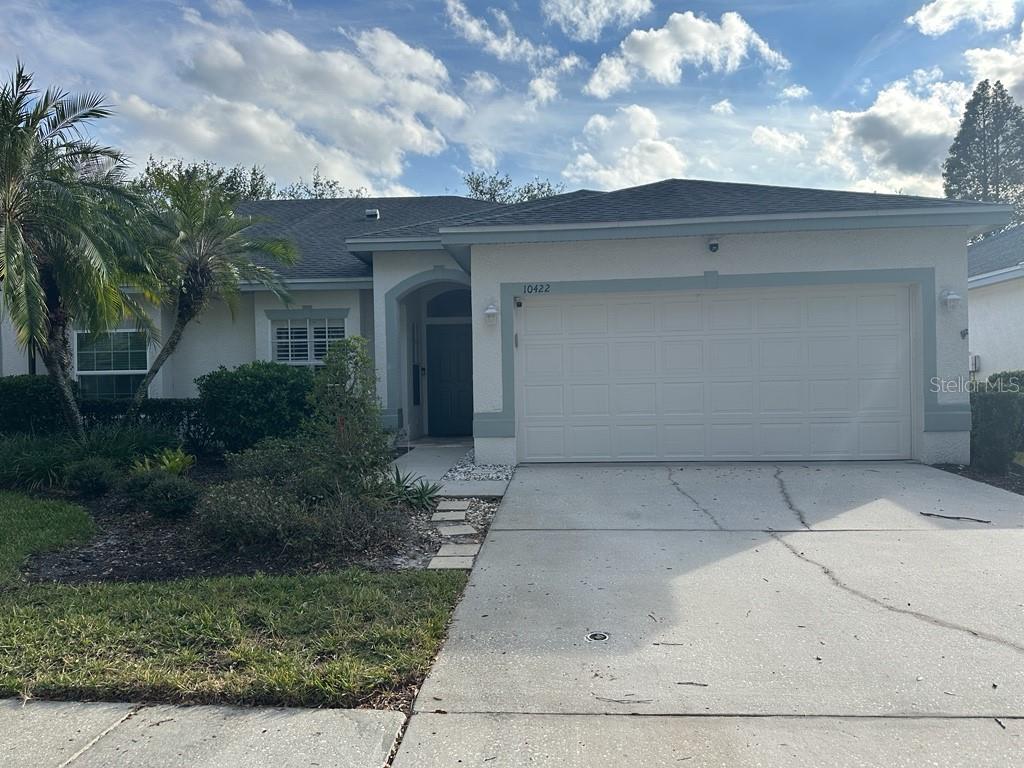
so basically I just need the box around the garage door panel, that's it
[710,424,756,457]
[615,425,659,459]
[568,384,609,416]
[524,384,564,417]
[663,382,704,414]
[517,286,910,462]
[759,422,807,458]
[613,383,657,415]
[568,343,608,376]
[567,425,612,458]
[709,339,753,370]
[661,300,703,331]
[757,297,803,329]
[710,381,755,414]
[663,340,703,372]
[565,304,607,334]
[612,341,656,375]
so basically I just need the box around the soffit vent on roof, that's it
[365,208,380,220]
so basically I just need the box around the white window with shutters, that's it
[271,315,346,365]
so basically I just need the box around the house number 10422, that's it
[522,283,551,294]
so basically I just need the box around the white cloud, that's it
[445,0,581,103]
[585,11,789,99]
[751,125,808,154]
[529,54,584,104]
[818,75,970,195]
[710,98,735,115]
[563,104,688,189]
[541,0,652,42]
[906,0,1018,36]
[780,84,810,100]
[148,13,468,189]
[445,0,556,67]
[966,21,1024,99]
[464,70,501,96]
[209,0,250,17]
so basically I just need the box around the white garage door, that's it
[515,285,911,462]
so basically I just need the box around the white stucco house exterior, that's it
[0,179,1010,465]
[967,223,1024,381]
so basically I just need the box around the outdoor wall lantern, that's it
[484,301,499,325]
[940,289,962,310]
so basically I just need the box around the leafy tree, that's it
[277,165,367,199]
[463,170,565,204]
[134,157,277,202]
[125,170,297,419]
[0,64,153,438]
[943,79,1024,220]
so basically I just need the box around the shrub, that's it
[361,468,442,511]
[197,362,314,452]
[985,371,1024,450]
[305,338,393,493]
[64,457,119,498]
[80,398,212,452]
[197,479,403,556]
[0,435,71,490]
[132,447,195,476]
[0,375,69,435]
[77,424,178,466]
[970,390,1024,474]
[138,474,200,519]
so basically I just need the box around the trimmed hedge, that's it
[0,375,68,434]
[196,362,314,452]
[970,389,1024,474]
[80,399,212,452]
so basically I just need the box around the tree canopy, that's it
[943,79,1024,221]
[463,170,564,204]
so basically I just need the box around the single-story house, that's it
[0,178,1011,465]
[967,223,1024,380]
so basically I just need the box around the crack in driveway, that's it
[667,467,724,530]
[769,532,1024,656]
[774,467,811,529]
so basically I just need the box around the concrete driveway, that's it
[394,462,1024,767]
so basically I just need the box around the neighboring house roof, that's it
[347,179,1009,248]
[237,196,499,281]
[968,224,1024,278]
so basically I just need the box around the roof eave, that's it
[968,264,1024,288]
[437,206,1013,244]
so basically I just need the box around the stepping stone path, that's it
[428,499,484,570]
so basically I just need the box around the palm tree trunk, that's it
[39,319,85,441]
[124,312,189,423]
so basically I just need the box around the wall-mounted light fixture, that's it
[484,301,499,325]
[706,237,720,253]
[940,289,962,310]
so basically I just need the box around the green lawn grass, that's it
[0,491,466,708]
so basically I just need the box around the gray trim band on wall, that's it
[265,307,350,321]
[383,266,470,430]
[472,267,966,438]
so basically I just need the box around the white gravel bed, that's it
[440,450,515,482]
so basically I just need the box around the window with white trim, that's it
[75,330,149,399]
[273,317,346,365]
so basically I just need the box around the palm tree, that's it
[0,64,152,439]
[125,170,297,418]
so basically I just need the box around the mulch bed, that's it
[935,462,1024,496]
[22,460,495,584]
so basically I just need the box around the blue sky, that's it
[2,0,1024,197]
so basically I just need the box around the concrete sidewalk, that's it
[1,699,403,767]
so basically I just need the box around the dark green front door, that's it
[426,323,473,437]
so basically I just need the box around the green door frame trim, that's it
[472,267,969,439]
[382,266,471,430]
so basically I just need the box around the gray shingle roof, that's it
[968,224,1024,278]
[444,178,996,229]
[347,189,602,242]
[236,196,498,280]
